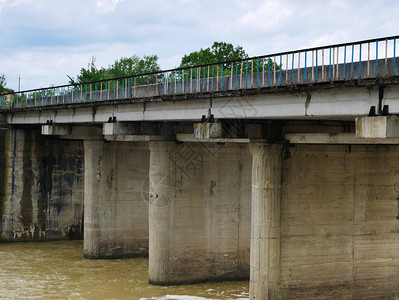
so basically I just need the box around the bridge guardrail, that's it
[1,35,398,110]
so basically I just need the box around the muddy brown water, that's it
[0,241,249,299]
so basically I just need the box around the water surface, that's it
[0,241,249,299]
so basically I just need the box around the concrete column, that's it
[249,143,283,300]
[148,141,176,284]
[148,141,252,285]
[83,140,149,259]
[83,140,101,258]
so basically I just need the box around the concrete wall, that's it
[84,140,149,259]
[0,128,84,241]
[279,144,399,299]
[148,142,251,284]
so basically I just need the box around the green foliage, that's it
[0,74,14,95]
[180,42,249,68]
[68,55,161,85]
[179,42,280,79]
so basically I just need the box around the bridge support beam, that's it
[249,143,283,300]
[83,140,149,259]
[148,141,251,285]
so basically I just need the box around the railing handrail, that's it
[2,34,399,97]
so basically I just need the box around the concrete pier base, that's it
[249,143,283,300]
[83,140,149,259]
[148,141,251,285]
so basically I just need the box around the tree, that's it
[0,74,6,93]
[68,55,161,85]
[0,74,14,94]
[180,42,249,68]
[180,42,280,75]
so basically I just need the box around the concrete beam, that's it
[42,124,71,135]
[356,115,399,138]
[286,133,399,144]
[103,122,136,135]
[176,133,250,143]
[42,125,102,136]
[6,84,389,125]
[104,135,168,142]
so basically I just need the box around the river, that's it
[0,241,249,300]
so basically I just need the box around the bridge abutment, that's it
[148,141,251,285]
[83,140,149,259]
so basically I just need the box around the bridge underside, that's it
[1,116,398,299]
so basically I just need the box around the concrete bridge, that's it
[1,36,399,299]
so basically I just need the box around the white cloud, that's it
[1,0,399,90]
[178,0,195,4]
[0,0,33,10]
[239,0,292,32]
[96,0,123,13]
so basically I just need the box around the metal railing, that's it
[1,35,399,110]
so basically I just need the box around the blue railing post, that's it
[127,78,130,98]
[328,47,332,80]
[316,50,319,81]
[235,63,238,89]
[245,61,249,88]
[343,46,347,79]
[186,70,189,92]
[211,66,214,91]
[179,70,182,93]
[351,45,354,78]
[291,53,294,83]
[202,67,205,91]
[221,65,224,90]
[394,38,397,76]
[304,51,307,80]
[376,40,379,76]
[162,73,165,95]
[359,44,362,78]
[268,58,271,86]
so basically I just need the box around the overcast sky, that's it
[0,0,398,91]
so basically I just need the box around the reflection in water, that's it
[0,241,249,299]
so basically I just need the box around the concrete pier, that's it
[249,143,283,299]
[0,128,84,241]
[148,141,251,285]
[248,143,399,299]
[83,140,149,259]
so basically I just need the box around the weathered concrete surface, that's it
[148,141,251,285]
[249,143,283,299]
[356,115,399,138]
[193,122,222,139]
[0,128,84,241]
[274,144,399,299]
[84,140,149,259]
[9,84,397,124]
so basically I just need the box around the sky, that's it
[0,0,398,91]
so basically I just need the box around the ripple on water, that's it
[0,241,249,299]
